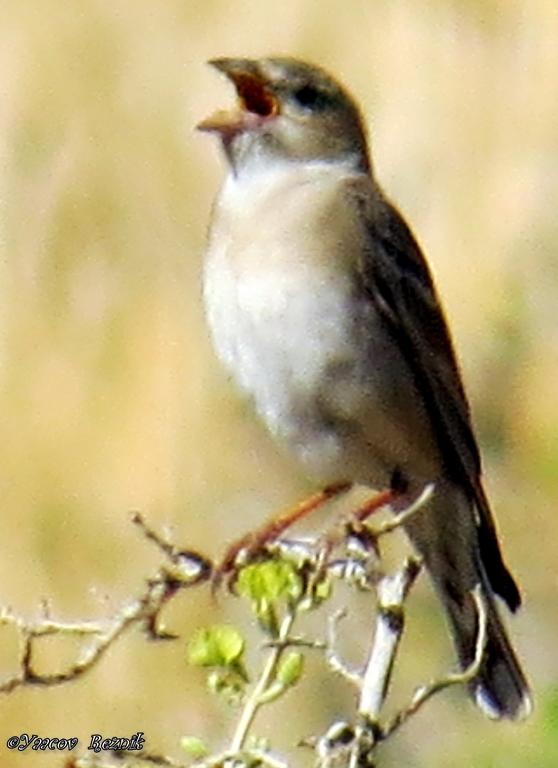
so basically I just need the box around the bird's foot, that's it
[211,482,353,592]
[309,488,395,585]
[319,487,395,548]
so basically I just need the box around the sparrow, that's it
[198,56,531,720]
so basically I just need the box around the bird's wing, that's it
[346,178,520,611]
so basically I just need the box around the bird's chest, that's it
[203,166,371,446]
[204,232,362,431]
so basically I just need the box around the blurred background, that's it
[0,1,557,765]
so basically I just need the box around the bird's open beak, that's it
[197,58,279,136]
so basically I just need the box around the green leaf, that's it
[314,576,332,602]
[258,651,305,704]
[276,651,304,687]
[254,600,279,636]
[187,624,245,668]
[180,736,208,759]
[237,559,303,605]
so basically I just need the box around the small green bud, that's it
[187,624,245,667]
[180,736,208,759]
[276,651,304,687]
[314,576,332,602]
[237,559,303,604]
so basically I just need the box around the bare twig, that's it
[358,556,423,726]
[381,584,488,739]
[313,485,491,768]
[325,609,362,686]
[0,514,211,695]
[1,486,492,768]
[230,609,297,753]
[374,483,435,538]
[319,557,422,768]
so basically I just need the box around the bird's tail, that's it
[445,577,532,719]
[402,484,532,720]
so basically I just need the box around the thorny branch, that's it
[230,610,297,754]
[0,514,212,694]
[1,484,489,768]
[320,565,487,768]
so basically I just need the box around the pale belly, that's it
[204,249,438,488]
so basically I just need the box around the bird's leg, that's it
[313,488,396,574]
[213,481,353,589]
[337,469,407,539]
[352,488,396,523]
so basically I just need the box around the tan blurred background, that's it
[0,1,557,765]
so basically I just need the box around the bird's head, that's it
[198,57,370,173]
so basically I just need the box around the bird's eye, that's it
[292,85,329,110]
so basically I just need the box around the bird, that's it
[198,56,532,720]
